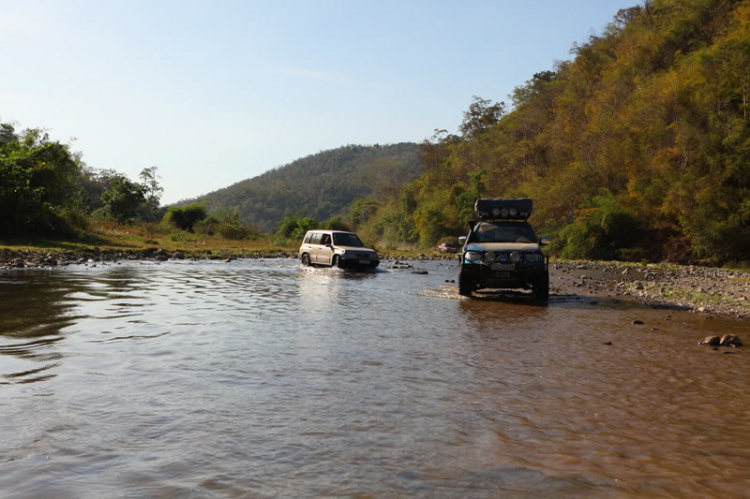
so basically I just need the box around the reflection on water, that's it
[1,260,749,497]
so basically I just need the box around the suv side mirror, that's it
[458,236,466,246]
[325,243,333,248]
[539,237,550,246]
[468,219,476,231]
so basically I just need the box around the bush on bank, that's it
[550,191,642,261]
[162,204,208,232]
[194,210,261,240]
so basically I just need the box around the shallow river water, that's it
[1,259,749,497]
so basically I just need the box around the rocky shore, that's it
[549,261,750,320]
[0,248,457,269]
[0,247,295,269]
[2,248,748,320]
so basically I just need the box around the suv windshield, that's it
[473,222,537,243]
[333,233,365,247]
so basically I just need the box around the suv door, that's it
[318,233,333,265]
[309,232,322,263]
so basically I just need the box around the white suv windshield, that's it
[333,233,364,247]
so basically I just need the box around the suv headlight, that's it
[510,251,522,263]
[465,251,482,262]
[525,253,543,263]
[483,252,497,263]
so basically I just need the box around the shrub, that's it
[552,191,641,260]
[322,216,351,231]
[679,197,750,263]
[217,222,249,240]
[162,203,208,232]
[193,211,261,240]
[58,206,90,235]
[194,215,220,236]
[170,231,199,242]
[273,215,318,245]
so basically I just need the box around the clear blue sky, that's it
[1,0,635,204]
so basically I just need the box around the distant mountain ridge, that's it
[183,143,421,231]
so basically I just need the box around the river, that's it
[1,259,749,497]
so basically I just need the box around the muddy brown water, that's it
[1,260,749,497]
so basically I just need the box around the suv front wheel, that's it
[533,272,550,302]
[458,269,474,297]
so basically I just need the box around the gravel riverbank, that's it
[550,261,750,320]
[0,247,295,268]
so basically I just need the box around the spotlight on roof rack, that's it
[473,198,533,221]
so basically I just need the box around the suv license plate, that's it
[492,263,515,271]
[359,259,370,264]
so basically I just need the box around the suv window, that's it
[333,233,364,247]
[311,233,323,245]
[473,222,537,243]
[304,233,313,244]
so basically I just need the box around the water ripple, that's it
[0,260,749,496]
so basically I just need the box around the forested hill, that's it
[351,0,750,262]
[182,143,421,231]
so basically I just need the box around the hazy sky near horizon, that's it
[1,0,632,204]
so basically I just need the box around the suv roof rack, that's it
[474,198,532,221]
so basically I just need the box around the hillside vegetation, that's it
[182,143,421,231]
[3,0,749,266]
[351,0,750,263]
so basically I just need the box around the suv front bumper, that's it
[339,258,380,269]
[460,259,547,289]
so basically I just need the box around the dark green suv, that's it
[457,198,549,300]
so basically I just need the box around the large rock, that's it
[699,335,743,347]
[698,336,721,346]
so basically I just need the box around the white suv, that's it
[299,230,380,269]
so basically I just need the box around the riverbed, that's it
[1,259,749,497]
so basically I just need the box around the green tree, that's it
[459,96,506,138]
[470,170,487,199]
[0,125,84,235]
[100,176,146,223]
[139,166,164,221]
